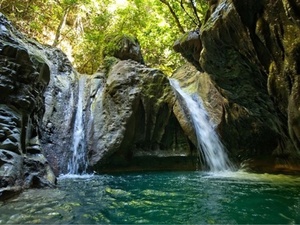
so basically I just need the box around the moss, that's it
[102,34,138,58]
[102,56,119,75]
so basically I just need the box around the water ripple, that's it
[0,171,300,224]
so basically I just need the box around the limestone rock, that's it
[86,59,197,172]
[0,150,22,188]
[174,0,300,172]
[0,13,56,198]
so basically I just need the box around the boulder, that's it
[173,30,202,71]
[85,58,198,172]
[103,34,144,64]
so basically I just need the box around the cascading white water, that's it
[169,78,233,172]
[67,76,88,174]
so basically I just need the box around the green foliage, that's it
[102,56,120,74]
[103,34,137,58]
[0,0,208,75]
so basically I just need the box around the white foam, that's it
[68,76,88,174]
[58,173,95,180]
[170,78,234,172]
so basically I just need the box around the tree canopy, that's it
[0,0,208,75]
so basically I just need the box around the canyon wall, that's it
[174,0,300,172]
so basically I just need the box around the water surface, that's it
[0,171,300,224]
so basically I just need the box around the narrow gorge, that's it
[1,0,300,202]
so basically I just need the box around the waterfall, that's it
[169,78,233,172]
[67,76,88,174]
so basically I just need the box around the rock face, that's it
[3,0,300,179]
[0,14,56,200]
[86,58,197,172]
[38,35,198,174]
[171,63,226,149]
[174,0,300,173]
[40,47,78,175]
[41,56,198,174]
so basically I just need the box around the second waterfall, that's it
[170,79,234,172]
[67,76,88,174]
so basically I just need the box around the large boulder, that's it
[85,58,197,172]
[103,34,144,64]
[173,30,202,71]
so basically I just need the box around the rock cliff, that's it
[174,0,300,173]
[21,28,196,174]
[0,14,198,177]
[2,0,300,195]
[41,55,198,174]
[0,14,56,200]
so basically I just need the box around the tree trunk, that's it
[159,0,186,34]
[189,0,202,27]
[52,6,70,47]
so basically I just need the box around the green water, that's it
[0,171,300,224]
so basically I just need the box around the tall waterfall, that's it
[67,76,88,174]
[169,79,233,172]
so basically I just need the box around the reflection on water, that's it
[0,171,300,224]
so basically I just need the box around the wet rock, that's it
[0,150,22,188]
[0,13,56,198]
[23,154,56,188]
[0,186,22,201]
[171,63,226,148]
[174,0,300,171]
[26,136,42,154]
[0,139,19,153]
[0,106,22,156]
[39,49,79,175]
[86,58,197,172]
[7,133,19,143]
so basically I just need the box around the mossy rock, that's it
[103,34,144,64]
